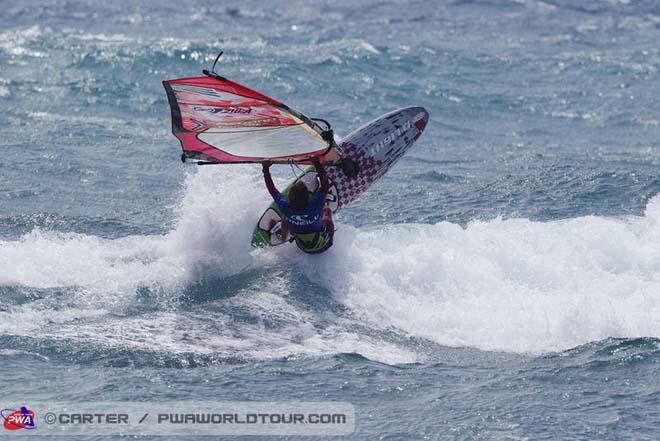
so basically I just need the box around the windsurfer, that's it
[262,158,335,254]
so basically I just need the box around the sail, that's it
[163,75,330,163]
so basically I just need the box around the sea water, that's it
[2,0,660,439]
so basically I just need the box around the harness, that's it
[294,227,333,254]
[280,175,335,253]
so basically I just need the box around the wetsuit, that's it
[263,161,335,253]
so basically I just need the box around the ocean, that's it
[2,0,660,439]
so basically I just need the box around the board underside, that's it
[251,106,429,248]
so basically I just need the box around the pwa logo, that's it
[1,406,36,430]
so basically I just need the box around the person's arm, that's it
[262,161,280,199]
[313,158,331,193]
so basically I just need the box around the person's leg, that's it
[321,204,334,233]
[320,204,335,252]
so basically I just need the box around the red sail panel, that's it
[163,76,329,163]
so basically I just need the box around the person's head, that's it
[288,181,309,212]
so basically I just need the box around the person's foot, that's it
[323,148,342,163]
[339,158,360,178]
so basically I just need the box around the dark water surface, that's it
[2,1,660,439]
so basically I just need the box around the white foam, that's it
[0,167,261,292]
[0,166,265,341]
[3,166,660,358]
[0,25,47,58]
[297,196,660,354]
[20,276,420,365]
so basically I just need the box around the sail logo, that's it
[194,106,252,114]
[1,407,36,431]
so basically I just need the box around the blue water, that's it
[2,0,660,439]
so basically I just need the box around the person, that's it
[262,158,335,254]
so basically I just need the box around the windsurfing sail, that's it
[163,75,331,164]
